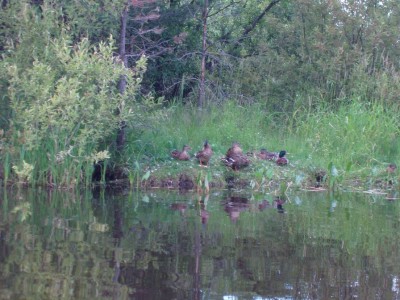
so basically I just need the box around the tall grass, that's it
[126,99,400,180]
[294,100,400,171]
[125,102,287,160]
[11,138,97,188]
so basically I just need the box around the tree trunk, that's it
[198,0,208,108]
[116,3,129,152]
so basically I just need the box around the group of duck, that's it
[171,140,288,170]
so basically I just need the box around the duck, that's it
[226,142,243,158]
[387,163,397,173]
[170,203,187,216]
[274,196,286,213]
[223,153,251,170]
[171,145,191,160]
[276,150,288,166]
[195,140,213,167]
[256,149,278,161]
[223,142,250,170]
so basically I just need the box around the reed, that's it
[294,100,400,170]
[7,135,102,188]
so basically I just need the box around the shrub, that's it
[5,36,147,186]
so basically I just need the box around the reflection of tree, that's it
[111,195,124,300]
[193,208,202,300]
[198,194,210,227]
[2,189,400,299]
[0,189,120,299]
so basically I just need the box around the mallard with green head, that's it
[171,145,192,161]
[276,150,288,166]
[195,140,213,167]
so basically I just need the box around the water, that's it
[1,187,400,299]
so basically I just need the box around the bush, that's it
[4,36,147,186]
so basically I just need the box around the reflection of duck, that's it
[224,206,242,223]
[170,203,187,215]
[195,140,213,167]
[228,196,249,204]
[224,196,249,222]
[276,150,288,166]
[258,200,271,211]
[200,209,209,224]
[171,145,191,160]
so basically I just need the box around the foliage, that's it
[60,0,126,43]
[12,160,34,184]
[3,36,147,186]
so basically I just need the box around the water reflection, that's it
[170,203,188,216]
[1,188,400,299]
[199,194,210,226]
[223,195,287,222]
[224,195,250,223]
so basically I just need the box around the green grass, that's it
[127,100,400,165]
[126,101,286,160]
[122,99,400,192]
[294,100,400,179]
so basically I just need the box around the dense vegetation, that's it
[1,0,400,190]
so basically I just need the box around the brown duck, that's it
[226,142,243,158]
[387,163,397,173]
[195,140,213,167]
[223,142,250,170]
[257,149,278,161]
[171,145,191,161]
[223,154,251,170]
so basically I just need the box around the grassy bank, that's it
[122,100,400,193]
[1,99,399,193]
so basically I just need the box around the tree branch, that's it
[240,0,280,41]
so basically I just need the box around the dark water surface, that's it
[1,187,400,299]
